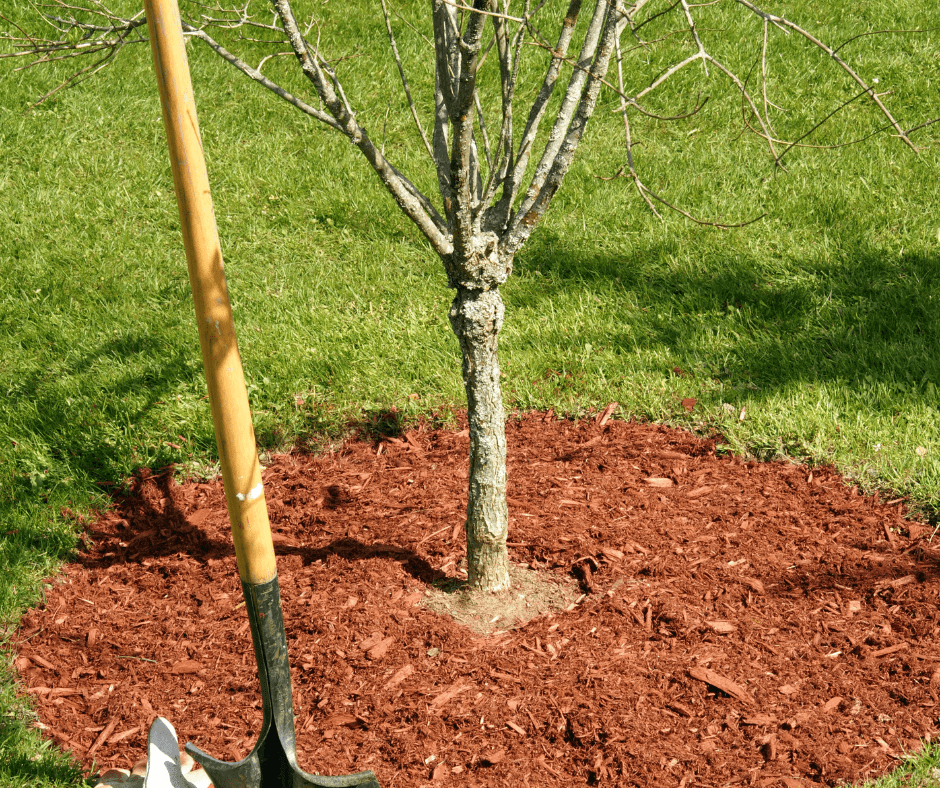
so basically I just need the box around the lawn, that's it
[0,0,938,784]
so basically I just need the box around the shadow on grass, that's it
[514,229,940,404]
[3,332,201,502]
[348,406,408,442]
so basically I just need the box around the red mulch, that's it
[13,412,940,788]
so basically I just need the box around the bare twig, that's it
[598,167,765,228]
[7,0,932,242]
[680,0,708,76]
[637,177,766,228]
[759,18,785,131]
[504,0,623,256]
[733,0,917,151]
[702,52,781,162]
[26,48,117,108]
[832,26,940,56]
[379,0,434,163]
[632,0,682,36]
[438,0,525,24]
[182,25,343,132]
[613,35,661,218]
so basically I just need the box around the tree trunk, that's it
[449,284,510,593]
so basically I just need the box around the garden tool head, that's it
[183,578,379,788]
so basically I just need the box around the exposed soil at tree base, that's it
[13,412,940,787]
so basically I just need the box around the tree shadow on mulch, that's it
[12,413,940,788]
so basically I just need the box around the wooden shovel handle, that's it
[145,0,276,585]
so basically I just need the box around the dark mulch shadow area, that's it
[14,413,940,787]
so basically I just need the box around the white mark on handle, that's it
[236,482,264,502]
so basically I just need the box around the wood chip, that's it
[645,477,673,488]
[705,620,736,634]
[48,687,82,699]
[688,666,754,705]
[600,547,625,562]
[431,683,472,708]
[506,720,527,736]
[367,636,396,660]
[359,632,384,651]
[29,653,55,670]
[657,450,690,459]
[741,714,776,726]
[596,402,618,427]
[883,522,898,546]
[87,719,117,758]
[384,664,414,689]
[871,642,909,658]
[686,486,713,499]
[322,713,357,728]
[169,660,204,675]
[822,696,843,713]
[482,748,506,765]
[760,736,777,762]
[107,726,140,745]
[739,577,765,594]
[404,433,424,453]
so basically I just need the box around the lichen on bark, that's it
[448,283,510,593]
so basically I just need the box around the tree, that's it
[2,0,931,592]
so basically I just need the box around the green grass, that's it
[1,0,939,783]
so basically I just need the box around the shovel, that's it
[144,1,380,785]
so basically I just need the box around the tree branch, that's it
[379,0,435,163]
[448,0,489,260]
[680,0,708,76]
[732,0,918,151]
[270,0,451,254]
[503,0,623,256]
[432,0,460,214]
[506,0,610,233]
[183,24,344,132]
[484,0,583,232]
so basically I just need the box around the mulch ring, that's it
[13,411,940,788]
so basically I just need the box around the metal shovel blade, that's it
[185,578,380,788]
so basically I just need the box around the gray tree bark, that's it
[442,229,514,591]
[449,285,509,592]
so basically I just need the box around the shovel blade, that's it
[185,577,380,788]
